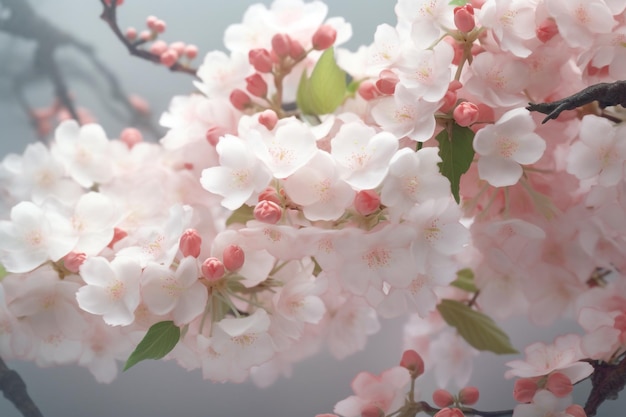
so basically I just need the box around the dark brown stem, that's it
[584,357,626,417]
[99,0,197,77]
[0,356,43,417]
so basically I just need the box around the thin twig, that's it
[0,356,43,417]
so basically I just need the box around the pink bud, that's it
[258,187,282,205]
[63,252,86,273]
[230,89,252,111]
[223,244,245,271]
[259,109,278,130]
[513,378,538,403]
[453,101,480,126]
[432,389,455,408]
[160,50,179,67]
[129,94,150,115]
[360,404,384,417]
[154,19,166,34]
[245,73,268,98]
[184,44,198,60]
[454,5,475,33]
[458,386,479,406]
[249,48,274,73]
[354,190,380,216]
[201,257,225,281]
[254,200,282,224]
[357,81,381,101]
[399,349,425,377]
[546,372,573,398]
[439,90,458,113]
[149,40,168,55]
[139,30,152,42]
[205,125,225,146]
[312,24,337,50]
[565,405,587,417]
[146,16,158,29]
[375,69,399,95]
[288,38,306,60]
[272,33,292,58]
[120,128,143,148]
[536,18,559,43]
[179,229,202,258]
[434,408,464,417]
[125,27,137,41]
[108,228,128,249]
[169,41,186,56]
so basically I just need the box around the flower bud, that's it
[536,18,559,43]
[458,386,479,406]
[169,41,186,56]
[223,244,245,271]
[453,101,480,126]
[160,50,179,67]
[63,252,86,273]
[201,257,225,281]
[146,15,158,29]
[354,190,381,216]
[432,389,455,408]
[513,378,538,403]
[184,44,198,60]
[289,38,306,60]
[357,81,381,101]
[125,27,137,41]
[454,5,475,33]
[205,125,224,146]
[149,40,168,55]
[154,19,166,34]
[120,128,143,148]
[249,48,274,73]
[108,227,128,248]
[360,404,384,417]
[272,33,291,58]
[399,349,425,378]
[254,200,282,224]
[258,187,282,205]
[258,109,278,130]
[245,73,268,98]
[546,372,573,398]
[375,69,399,95]
[230,89,252,111]
[312,24,337,50]
[179,229,202,258]
[565,405,587,417]
[434,408,464,417]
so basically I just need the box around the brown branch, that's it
[98,0,198,77]
[0,356,43,417]
[584,357,626,417]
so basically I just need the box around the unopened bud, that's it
[458,386,479,405]
[245,73,268,98]
[272,33,292,58]
[258,187,282,205]
[169,41,186,56]
[354,190,381,216]
[154,19,166,34]
[546,372,573,398]
[184,44,198,60]
[536,18,559,43]
[288,38,306,60]
[254,200,282,224]
[360,404,384,417]
[357,81,381,101]
[125,27,137,41]
[223,244,245,271]
[434,408,464,417]
[120,128,143,148]
[454,5,475,33]
[179,229,202,258]
[160,50,179,67]
[513,378,538,403]
[453,101,480,126]
[259,109,278,130]
[375,69,399,95]
[312,24,337,50]
[230,89,252,111]
[205,125,224,146]
[432,389,455,408]
[201,257,225,281]
[63,252,86,273]
[149,40,168,55]
[399,349,425,378]
[108,227,128,248]
[249,48,274,73]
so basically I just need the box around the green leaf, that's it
[448,0,469,5]
[451,268,478,293]
[226,204,254,226]
[436,123,475,204]
[124,321,180,371]
[0,264,6,281]
[297,47,347,115]
[437,299,518,354]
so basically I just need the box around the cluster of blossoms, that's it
[4,0,626,415]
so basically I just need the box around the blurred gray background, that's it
[0,1,620,416]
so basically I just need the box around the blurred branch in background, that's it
[0,357,42,417]
[0,0,160,141]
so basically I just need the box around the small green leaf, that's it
[0,264,6,281]
[436,123,475,204]
[437,299,518,354]
[226,204,254,226]
[448,0,469,5]
[124,321,180,371]
[451,268,478,293]
[297,47,347,115]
